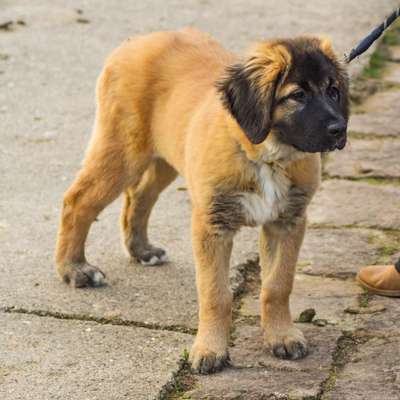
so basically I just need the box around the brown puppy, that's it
[55,29,349,374]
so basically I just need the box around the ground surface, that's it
[1,1,400,399]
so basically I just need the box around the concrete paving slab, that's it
[325,138,400,179]
[240,274,362,327]
[0,0,397,75]
[188,368,327,399]
[309,180,400,230]
[356,294,400,333]
[188,324,341,399]
[0,312,192,400]
[349,89,400,137]
[299,228,383,278]
[323,334,400,400]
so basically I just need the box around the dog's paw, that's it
[59,262,106,288]
[136,246,168,266]
[264,325,308,360]
[124,237,168,266]
[189,343,230,374]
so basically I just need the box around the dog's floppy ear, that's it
[217,43,290,144]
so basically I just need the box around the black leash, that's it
[346,7,400,63]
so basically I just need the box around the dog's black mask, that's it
[273,40,349,153]
[274,88,348,153]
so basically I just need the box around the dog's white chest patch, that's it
[240,164,291,226]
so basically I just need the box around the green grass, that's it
[359,289,370,308]
[378,244,399,258]
[382,22,400,46]
[362,48,389,79]
[361,21,400,80]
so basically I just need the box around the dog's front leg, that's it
[259,218,307,360]
[189,209,233,374]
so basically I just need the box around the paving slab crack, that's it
[348,130,400,140]
[297,271,356,281]
[231,258,261,344]
[323,175,400,186]
[314,330,371,400]
[157,258,261,399]
[157,356,197,400]
[309,222,400,234]
[0,306,197,335]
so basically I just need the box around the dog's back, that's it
[94,29,234,173]
[105,28,233,90]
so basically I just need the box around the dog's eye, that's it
[289,89,306,102]
[327,86,340,102]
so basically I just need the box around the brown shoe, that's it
[357,264,400,297]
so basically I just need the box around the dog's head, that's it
[217,37,349,153]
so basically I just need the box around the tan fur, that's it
[56,29,333,372]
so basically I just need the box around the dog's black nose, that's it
[327,121,347,138]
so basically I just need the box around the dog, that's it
[55,29,349,374]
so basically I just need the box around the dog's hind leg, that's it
[121,158,177,265]
[55,121,152,287]
[55,58,157,287]
[259,219,308,360]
